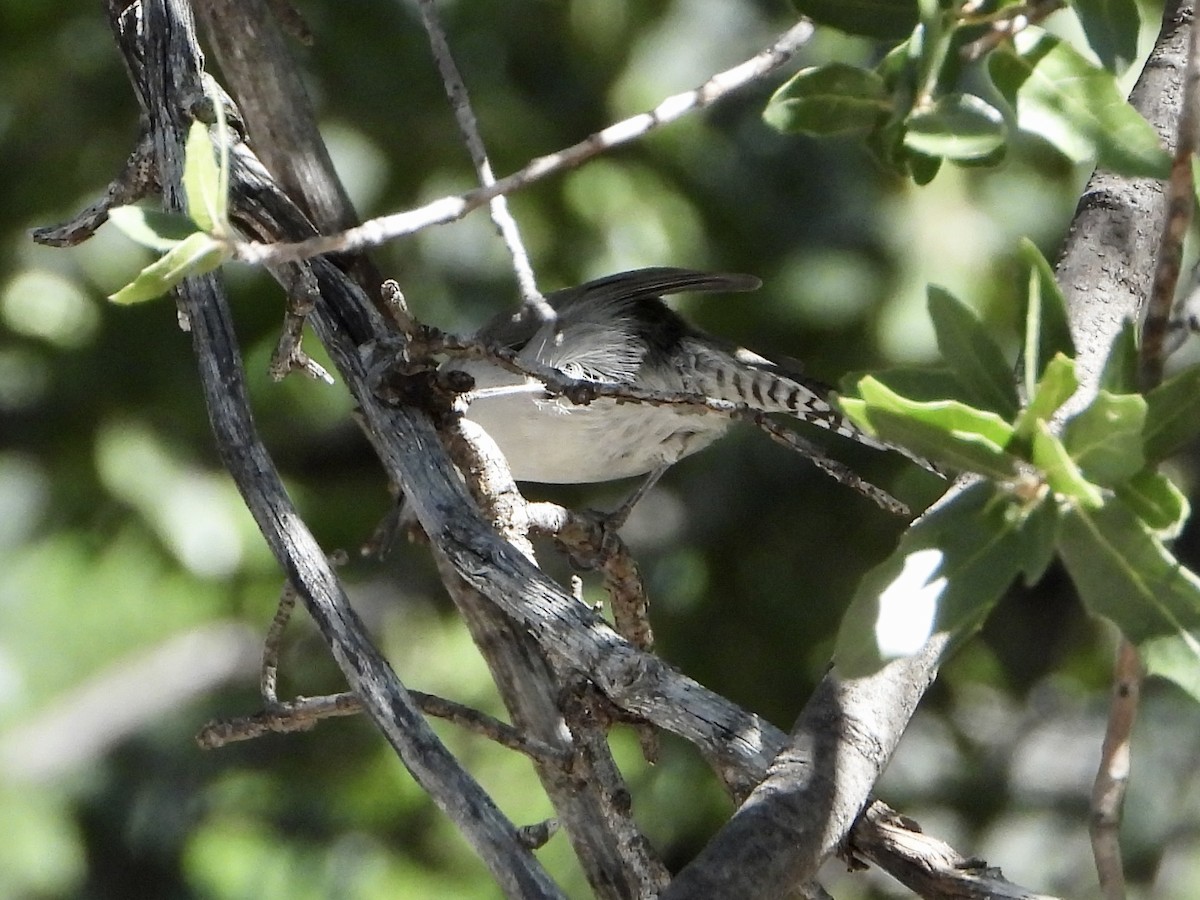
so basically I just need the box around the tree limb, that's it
[102,2,563,896]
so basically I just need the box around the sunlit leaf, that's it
[1062,391,1146,485]
[990,30,1170,178]
[836,482,1026,676]
[1032,420,1104,506]
[1013,353,1079,442]
[109,232,229,305]
[765,64,891,136]
[1098,319,1139,394]
[107,206,197,252]
[904,94,1006,161]
[844,377,1019,477]
[1019,238,1076,395]
[839,366,971,404]
[183,118,223,234]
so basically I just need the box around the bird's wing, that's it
[477,268,761,384]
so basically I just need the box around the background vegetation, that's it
[3,0,1199,896]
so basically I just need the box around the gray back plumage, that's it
[474,267,905,456]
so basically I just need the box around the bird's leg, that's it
[602,464,669,531]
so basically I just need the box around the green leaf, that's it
[107,206,198,252]
[844,377,1019,477]
[108,232,229,305]
[765,64,891,136]
[1074,0,1140,73]
[1116,469,1189,539]
[990,30,1171,178]
[835,482,1026,676]
[183,118,224,234]
[1099,319,1139,394]
[928,285,1019,417]
[857,377,1015,447]
[792,0,919,40]
[1059,501,1200,651]
[1013,353,1079,442]
[1019,238,1075,394]
[1062,391,1146,485]
[1018,496,1061,587]
[1032,420,1104,506]
[1143,363,1200,462]
[904,93,1007,161]
[840,366,973,404]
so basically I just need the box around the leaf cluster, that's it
[108,76,233,304]
[835,240,1200,701]
[766,0,1167,183]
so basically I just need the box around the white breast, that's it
[454,362,729,483]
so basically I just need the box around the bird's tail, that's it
[685,341,942,475]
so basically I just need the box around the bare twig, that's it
[960,1,1066,62]
[30,131,158,247]
[100,4,562,893]
[528,501,660,763]
[527,502,655,656]
[196,688,570,765]
[1140,9,1200,389]
[411,0,549,317]
[266,263,333,382]
[431,396,672,897]
[1082,9,1200,896]
[261,548,348,704]
[260,581,297,706]
[236,20,815,266]
[1090,640,1144,900]
[850,801,1063,899]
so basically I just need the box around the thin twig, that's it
[266,263,334,382]
[261,581,297,706]
[1090,640,1144,900]
[411,0,549,317]
[850,800,1063,899]
[527,502,654,656]
[262,548,348,704]
[528,501,660,763]
[30,131,158,247]
[1140,10,1200,389]
[960,1,1066,62]
[236,20,815,266]
[196,689,570,765]
[107,3,557,888]
[1087,9,1200,896]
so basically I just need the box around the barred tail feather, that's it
[691,345,941,474]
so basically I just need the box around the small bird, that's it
[447,267,913,500]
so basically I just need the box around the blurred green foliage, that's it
[4,0,1200,897]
